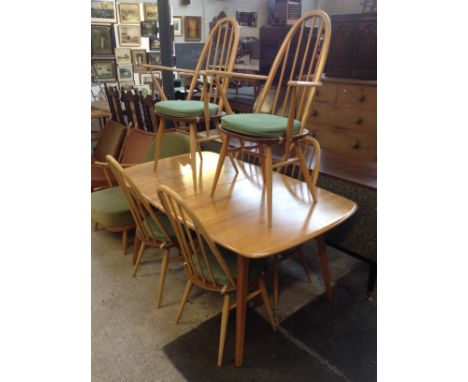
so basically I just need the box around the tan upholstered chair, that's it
[157,185,276,366]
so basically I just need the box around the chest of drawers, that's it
[306,77,377,161]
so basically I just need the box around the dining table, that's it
[124,151,357,367]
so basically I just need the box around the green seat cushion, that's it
[194,245,267,286]
[155,100,219,118]
[221,113,301,138]
[91,187,134,227]
[145,132,191,161]
[144,213,176,242]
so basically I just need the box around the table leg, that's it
[235,255,249,367]
[316,235,333,301]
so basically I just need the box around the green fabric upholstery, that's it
[221,113,301,138]
[145,132,191,161]
[93,120,126,162]
[91,187,133,227]
[194,246,267,286]
[155,100,218,118]
[144,213,176,242]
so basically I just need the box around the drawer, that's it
[308,103,339,126]
[336,84,376,110]
[314,83,337,104]
[308,124,376,160]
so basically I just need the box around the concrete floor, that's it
[92,225,362,382]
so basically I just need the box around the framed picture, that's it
[117,65,134,82]
[118,24,141,47]
[149,37,160,50]
[120,81,134,91]
[140,72,161,85]
[91,0,116,23]
[172,16,183,37]
[134,84,151,96]
[144,3,158,21]
[147,51,161,66]
[91,25,114,56]
[114,48,131,64]
[92,59,117,82]
[131,49,148,72]
[184,16,201,41]
[118,3,141,23]
[141,21,158,37]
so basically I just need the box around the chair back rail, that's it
[157,185,236,290]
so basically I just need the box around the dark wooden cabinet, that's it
[326,13,377,80]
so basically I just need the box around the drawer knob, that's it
[311,110,318,116]
[351,140,360,149]
[355,117,363,124]
[357,94,366,102]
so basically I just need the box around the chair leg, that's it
[258,275,276,331]
[153,117,166,172]
[156,249,170,309]
[316,236,333,301]
[297,245,312,283]
[264,145,273,227]
[217,293,230,367]
[175,280,194,323]
[196,142,203,160]
[133,235,142,265]
[296,141,318,202]
[132,242,146,278]
[210,135,230,197]
[189,123,197,188]
[122,229,129,255]
[272,255,280,310]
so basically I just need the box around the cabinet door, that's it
[325,22,355,78]
[350,21,377,80]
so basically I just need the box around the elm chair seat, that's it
[221,113,301,138]
[155,100,219,118]
[91,187,133,228]
[194,247,267,286]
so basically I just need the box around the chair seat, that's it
[145,132,191,161]
[91,187,134,227]
[155,100,218,118]
[194,246,267,286]
[144,213,177,243]
[221,113,301,138]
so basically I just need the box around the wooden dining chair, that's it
[210,10,332,227]
[106,156,181,308]
[157,184,276,367]
[145,17,239,187]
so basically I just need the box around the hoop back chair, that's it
[210,10,331,226]
[157,185,276,366]
[106,156,180,308]
[145,17,239,187]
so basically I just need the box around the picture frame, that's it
[131,49,148,72]
[114,48,132,65]
[118,24,141,47]
[117,64,134,82]
[118,3,141,23]
[149,37,160,50]
[144,3,158,21]
[141,21,158,37]
[120,81,135,91]
[140,71,161,85]
[91,24,114,56]
[147,51,161,66]
[92,59,117,82]
[91,0,116,23]
[172,16,183,37]
[134,84,152,96]
[184,16,201,41]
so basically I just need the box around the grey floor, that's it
[92,225,366,382]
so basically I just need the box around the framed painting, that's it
[147,51,161,66]
[91,0,116,23]
[120,81,134,91]
[118,24,141,47]
[91,25,114,56]
[118,3,141,23]
[140,71,161,85]
[92,59,117,82]
[141,21,158,37]
[149,37,160,50]
[184,16,201,41]
[117,65,134,82]
[131,49,147,72]
[134,84,151,96]
[172,16,183,37]
[114,48,132,65]
[144,3,158,21]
